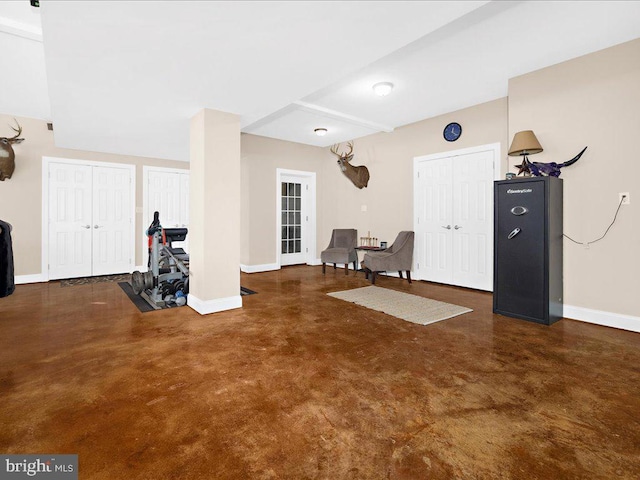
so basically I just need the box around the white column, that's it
[187,108,242,314]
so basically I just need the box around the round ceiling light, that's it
[372,82,394,97]
[314,128,328,136]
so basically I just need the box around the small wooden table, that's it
[354,246,386,273]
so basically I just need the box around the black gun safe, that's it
[493,176,563,325]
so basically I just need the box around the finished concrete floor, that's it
[0,266,638,479]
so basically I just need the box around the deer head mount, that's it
[330,141,370,189]
[0,120,24,181]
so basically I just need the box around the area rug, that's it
[327,286,472,326]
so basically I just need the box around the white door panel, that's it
[92,166,132,276]
[144,169,190,269]
[452,151,494,290]
[48,163,93,280]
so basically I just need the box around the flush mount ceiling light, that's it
[314,128,328,136]
[372,82,394,97]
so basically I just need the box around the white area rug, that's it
[328,286,472,326]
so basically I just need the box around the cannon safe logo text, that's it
[1,455,77,480]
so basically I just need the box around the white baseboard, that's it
[15,273,47,285]
[240,263,280,273]
[241,260,323,272]
[187,294,242,315]
[563,305,639,333]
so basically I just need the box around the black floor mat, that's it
[119,282,257,312]
[241,286,257,296]
[118,282,157,312]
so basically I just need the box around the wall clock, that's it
[443,122,462,142]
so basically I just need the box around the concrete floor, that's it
[0,266,638,479]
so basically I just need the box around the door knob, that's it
[81,225,91,229]
[454,225,462,230]
[94,225,103,229]
[441,225,451,230]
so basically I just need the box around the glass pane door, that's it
[280,180,306,265]
[281,182,301,255]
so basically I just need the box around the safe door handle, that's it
[441,225,451,230]
[507,227,521,239]
[510,206,529,216]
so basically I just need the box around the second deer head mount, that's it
[330,141,370,189]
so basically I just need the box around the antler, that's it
[8,119,22,140]
[345,141,353,156]
[330,142,354,158]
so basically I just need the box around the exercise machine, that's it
[131,212,189,307]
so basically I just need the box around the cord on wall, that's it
[563,195,625,247]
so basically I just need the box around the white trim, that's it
[141,165,190,269]
[187,294,242,315]
[0,17,43,42]
[294,101,395,133]
[563,305,640,333]
[414,142,502,181]
[15,274,47,285]
[240,263,280,273]
[42,156,136,281]
[276,169,317,268]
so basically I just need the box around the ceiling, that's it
[1,1,640,162]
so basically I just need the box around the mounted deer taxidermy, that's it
[0,120,24,181]
[330,141,370,189]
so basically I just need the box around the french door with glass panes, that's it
[280,180,306,265]
[277,169,316,268]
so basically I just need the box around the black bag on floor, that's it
[0,219,15,298]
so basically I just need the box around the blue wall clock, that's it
[443,122,462,142]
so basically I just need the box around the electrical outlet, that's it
[619,192,630,205]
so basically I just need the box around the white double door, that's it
[143,168,189,267]
[48,161,134,280]
[414,146,497,291]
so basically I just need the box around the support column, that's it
[187,108,241,314]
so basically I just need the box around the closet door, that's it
[415,158,453,284]
[92,166,132,276]
[48,163,93,280]
[144,168,190,268]
[414,149,494,291]
[451,151,494,291]
[148,171,180,228]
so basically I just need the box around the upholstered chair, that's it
[321,229,358,275]
[362,231,414,284]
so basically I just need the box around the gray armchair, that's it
[321,229,358,275]
[362,231,414,284]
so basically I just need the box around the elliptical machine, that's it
[131,211,189,307]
